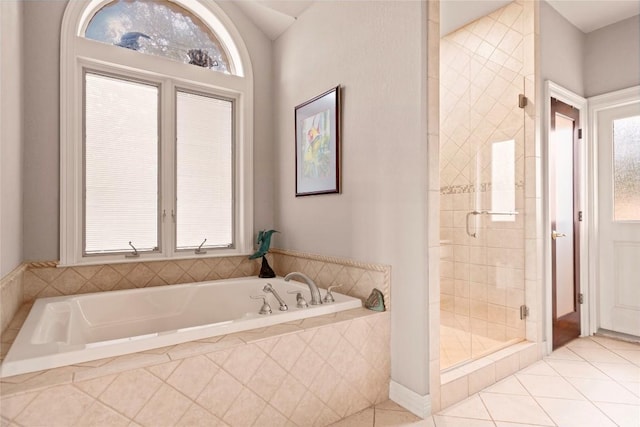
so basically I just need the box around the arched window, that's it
[60,0,254,266]
[85,0,230,73]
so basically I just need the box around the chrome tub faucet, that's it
[284,272,322,305]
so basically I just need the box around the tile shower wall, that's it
[440,1,527,359]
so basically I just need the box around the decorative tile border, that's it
[0,308,390,427]
[440,180,525,195]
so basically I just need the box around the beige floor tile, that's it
[566,337,603,349]
[482,376,528,395]
[518,360,559,376]
[544,347,583,361]
[594,401,640,427]
[570,346,631,364]
[592,362,640,383]
[536,396,616,427]
[590,336,640,351]
[545,359,610,380]
[479,393,554,425]
[613,349,640,366]
[494,423,545,427]
[432,415,496,427]
[566,377,640,404]
[439,394,491,420]
[621,381,640,397]
[516,373,584,400]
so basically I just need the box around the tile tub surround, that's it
[0,264,25,335]
[271,249,391,309]
[18,249,391,308]
[0,308,391,426]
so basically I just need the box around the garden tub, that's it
[0,276,361,377]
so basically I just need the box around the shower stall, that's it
[439,1,527,370]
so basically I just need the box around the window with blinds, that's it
[60,0,253,265]
[84,73,159,254]
[82,73,236,256]
[176,91,234,250]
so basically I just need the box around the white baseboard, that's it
[389,380,431,419]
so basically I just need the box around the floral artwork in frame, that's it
[294,86,341,196]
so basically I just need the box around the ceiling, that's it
[236,0,640,41]
[546,0,640,33]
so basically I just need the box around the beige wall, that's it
[540,0,585,97]
[540,2,640,99]
[0,1,24,277]
[585,14,640,97]
[19,1,275,262]
[273,2,429,395]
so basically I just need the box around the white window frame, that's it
[60,0,254,266]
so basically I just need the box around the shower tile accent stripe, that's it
[440,180,525,195]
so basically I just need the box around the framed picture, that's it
[295,86,341,196]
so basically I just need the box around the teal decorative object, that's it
[365,288,385,312]
[249,230,278,259]
[249,230,278,278]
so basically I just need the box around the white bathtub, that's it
[1,277,361,378]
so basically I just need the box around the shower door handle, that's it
[552,230,566,240]
[466,211,478,238]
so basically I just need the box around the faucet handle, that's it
[323,284,343,303]
[250,295,272,315]
[287,290,309,308]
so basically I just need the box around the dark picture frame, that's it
[294,86,341,196]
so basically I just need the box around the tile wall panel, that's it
[0,309,390,427]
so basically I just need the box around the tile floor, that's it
[333,335,640,426]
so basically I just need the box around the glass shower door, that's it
[466,76,526,359]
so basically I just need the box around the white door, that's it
[597,100,640,337]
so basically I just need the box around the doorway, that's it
[591,90,640,337]
[549,97,581,349]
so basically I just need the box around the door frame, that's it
[587,85,640,336]
[544,81,588,355]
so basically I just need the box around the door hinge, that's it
[579,293,584,304]
[578,128,583,139]
[579,211,583,222]
[518,94,528,109]
[520,305,530,320]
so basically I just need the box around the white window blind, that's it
[176,91,233,249]
[84,73,159,253]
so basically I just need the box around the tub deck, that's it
[0,277,361,378]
